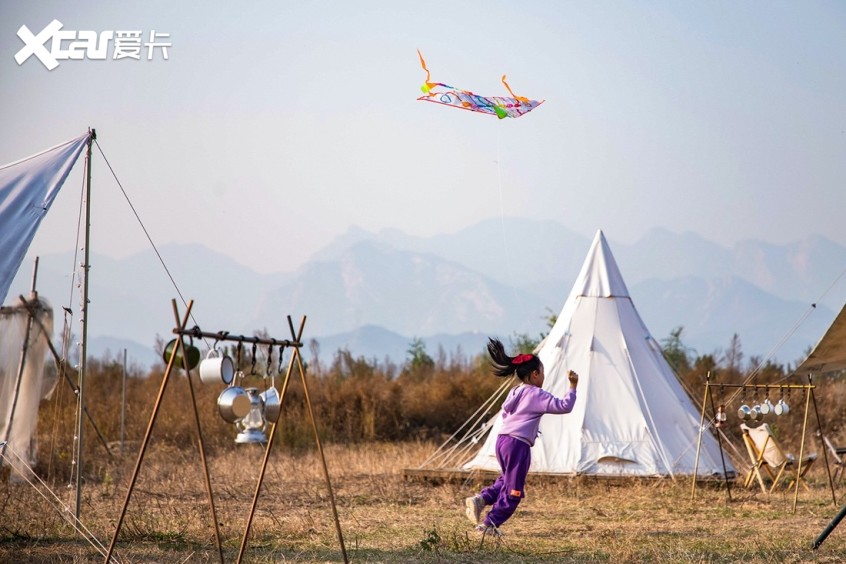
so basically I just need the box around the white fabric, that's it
[0,133,90,305]
[0,299,53,480]
[741,422,787,467]
[464,230,734,477]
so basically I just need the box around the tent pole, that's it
[810,381,837,507]
[75,129,95,520]
[691,374,709,500]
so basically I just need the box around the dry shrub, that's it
[31,348,846,491]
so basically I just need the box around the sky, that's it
[1,1,845,276]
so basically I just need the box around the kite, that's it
[416,50,544,119]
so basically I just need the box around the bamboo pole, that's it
[236,321,301,564]
[291,317,348,564]
[691,374,710,501]
[172,301,224,564]
[793,375,814,513]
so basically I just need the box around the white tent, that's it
[464,230,733,478]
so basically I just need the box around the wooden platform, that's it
[403,467,736,486]
[402,467,498,484]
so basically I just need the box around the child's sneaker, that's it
[473,523,504,538]
[464,495,484,524]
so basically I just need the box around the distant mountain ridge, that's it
[8,220,845,370]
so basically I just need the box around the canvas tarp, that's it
[794,304,846,376]
[0,132,90,305]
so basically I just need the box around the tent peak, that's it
[570,230,629,298]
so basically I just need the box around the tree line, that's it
[29,324,843,484]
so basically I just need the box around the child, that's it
[465,337,578,536]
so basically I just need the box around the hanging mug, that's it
[775,398,790,416]
[162,338,201,371]
[200,349,235,385]
[261,387,281,423]
[737,404,752,421]
[750,405,762,422]
[759,398,773,417]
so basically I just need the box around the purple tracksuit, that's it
[479,384,577,527]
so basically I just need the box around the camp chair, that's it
[741,423,817,494]
[820,433,846,485]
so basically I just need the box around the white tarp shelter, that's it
[0,132,88,476]
[464,230,733,477]
[0,132,89,305]
[794,304,846,376]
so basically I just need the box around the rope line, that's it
[0,442,122,563]
[93,140,207,346]
[726,263,846,403]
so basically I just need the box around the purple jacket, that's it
[499,384,577,446]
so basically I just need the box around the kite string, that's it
[495,124,525,317]
[497,125,507,256]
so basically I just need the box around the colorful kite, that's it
[416,50,544,119]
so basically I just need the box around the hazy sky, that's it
[1,1,844,275]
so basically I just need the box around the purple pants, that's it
[478,434,530,527]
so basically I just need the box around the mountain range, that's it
[8,219,846,372]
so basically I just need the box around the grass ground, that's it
[2,441,846,562]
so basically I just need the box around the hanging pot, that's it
[217,386,251,423]
[261,387,281,423]
[162,338,201,371]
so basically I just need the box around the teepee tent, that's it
[463,230,733,478]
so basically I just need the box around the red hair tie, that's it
[513,354,534,365]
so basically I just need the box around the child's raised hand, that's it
[567,370,579,388]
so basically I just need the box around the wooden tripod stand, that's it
[104,299,347,563]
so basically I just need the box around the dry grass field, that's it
[2,440,846,563]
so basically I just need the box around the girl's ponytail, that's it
[487,337,540,382]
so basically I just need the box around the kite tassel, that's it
[502,74,531,105]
